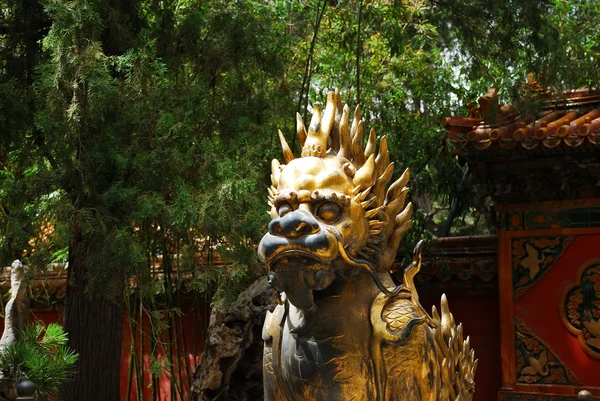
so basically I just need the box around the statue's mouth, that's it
[264,250,337,312]
[269,250,331,271]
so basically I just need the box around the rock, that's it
[0,260,31,401]
[0,260,30,352]
[192,277,274,401]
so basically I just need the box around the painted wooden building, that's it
[443,80,600,401]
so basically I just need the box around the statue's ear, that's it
[353,154,375,192]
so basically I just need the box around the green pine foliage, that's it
[0,322,78,400]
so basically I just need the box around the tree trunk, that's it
[61,232,123,401]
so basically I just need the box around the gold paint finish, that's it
[258,90,477,400]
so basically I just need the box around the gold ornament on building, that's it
[258,89,477,401]
[560,259,600,359]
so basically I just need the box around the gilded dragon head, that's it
[258,90,413,311]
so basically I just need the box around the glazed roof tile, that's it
[444,81,600,156]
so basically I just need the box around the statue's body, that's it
[258,91,476,401]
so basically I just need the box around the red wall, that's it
[420,291,502,401]
[119,304,205,401]
[22,303,205,401]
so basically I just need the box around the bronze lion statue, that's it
[258,90,476,401]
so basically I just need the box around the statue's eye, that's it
[316,202,342,222]
[278,203,293,217]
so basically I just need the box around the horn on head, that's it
[301,91,339,157]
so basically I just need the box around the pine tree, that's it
[36,1,129,399]
[34,1,291,398]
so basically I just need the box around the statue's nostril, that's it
[294,218,319,236]
[268,219,283,235]
[296,222,311,235]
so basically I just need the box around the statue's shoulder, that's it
[370,291,428,344]
[369,291,442,400]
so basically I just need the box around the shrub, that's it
[0,322,78,400]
